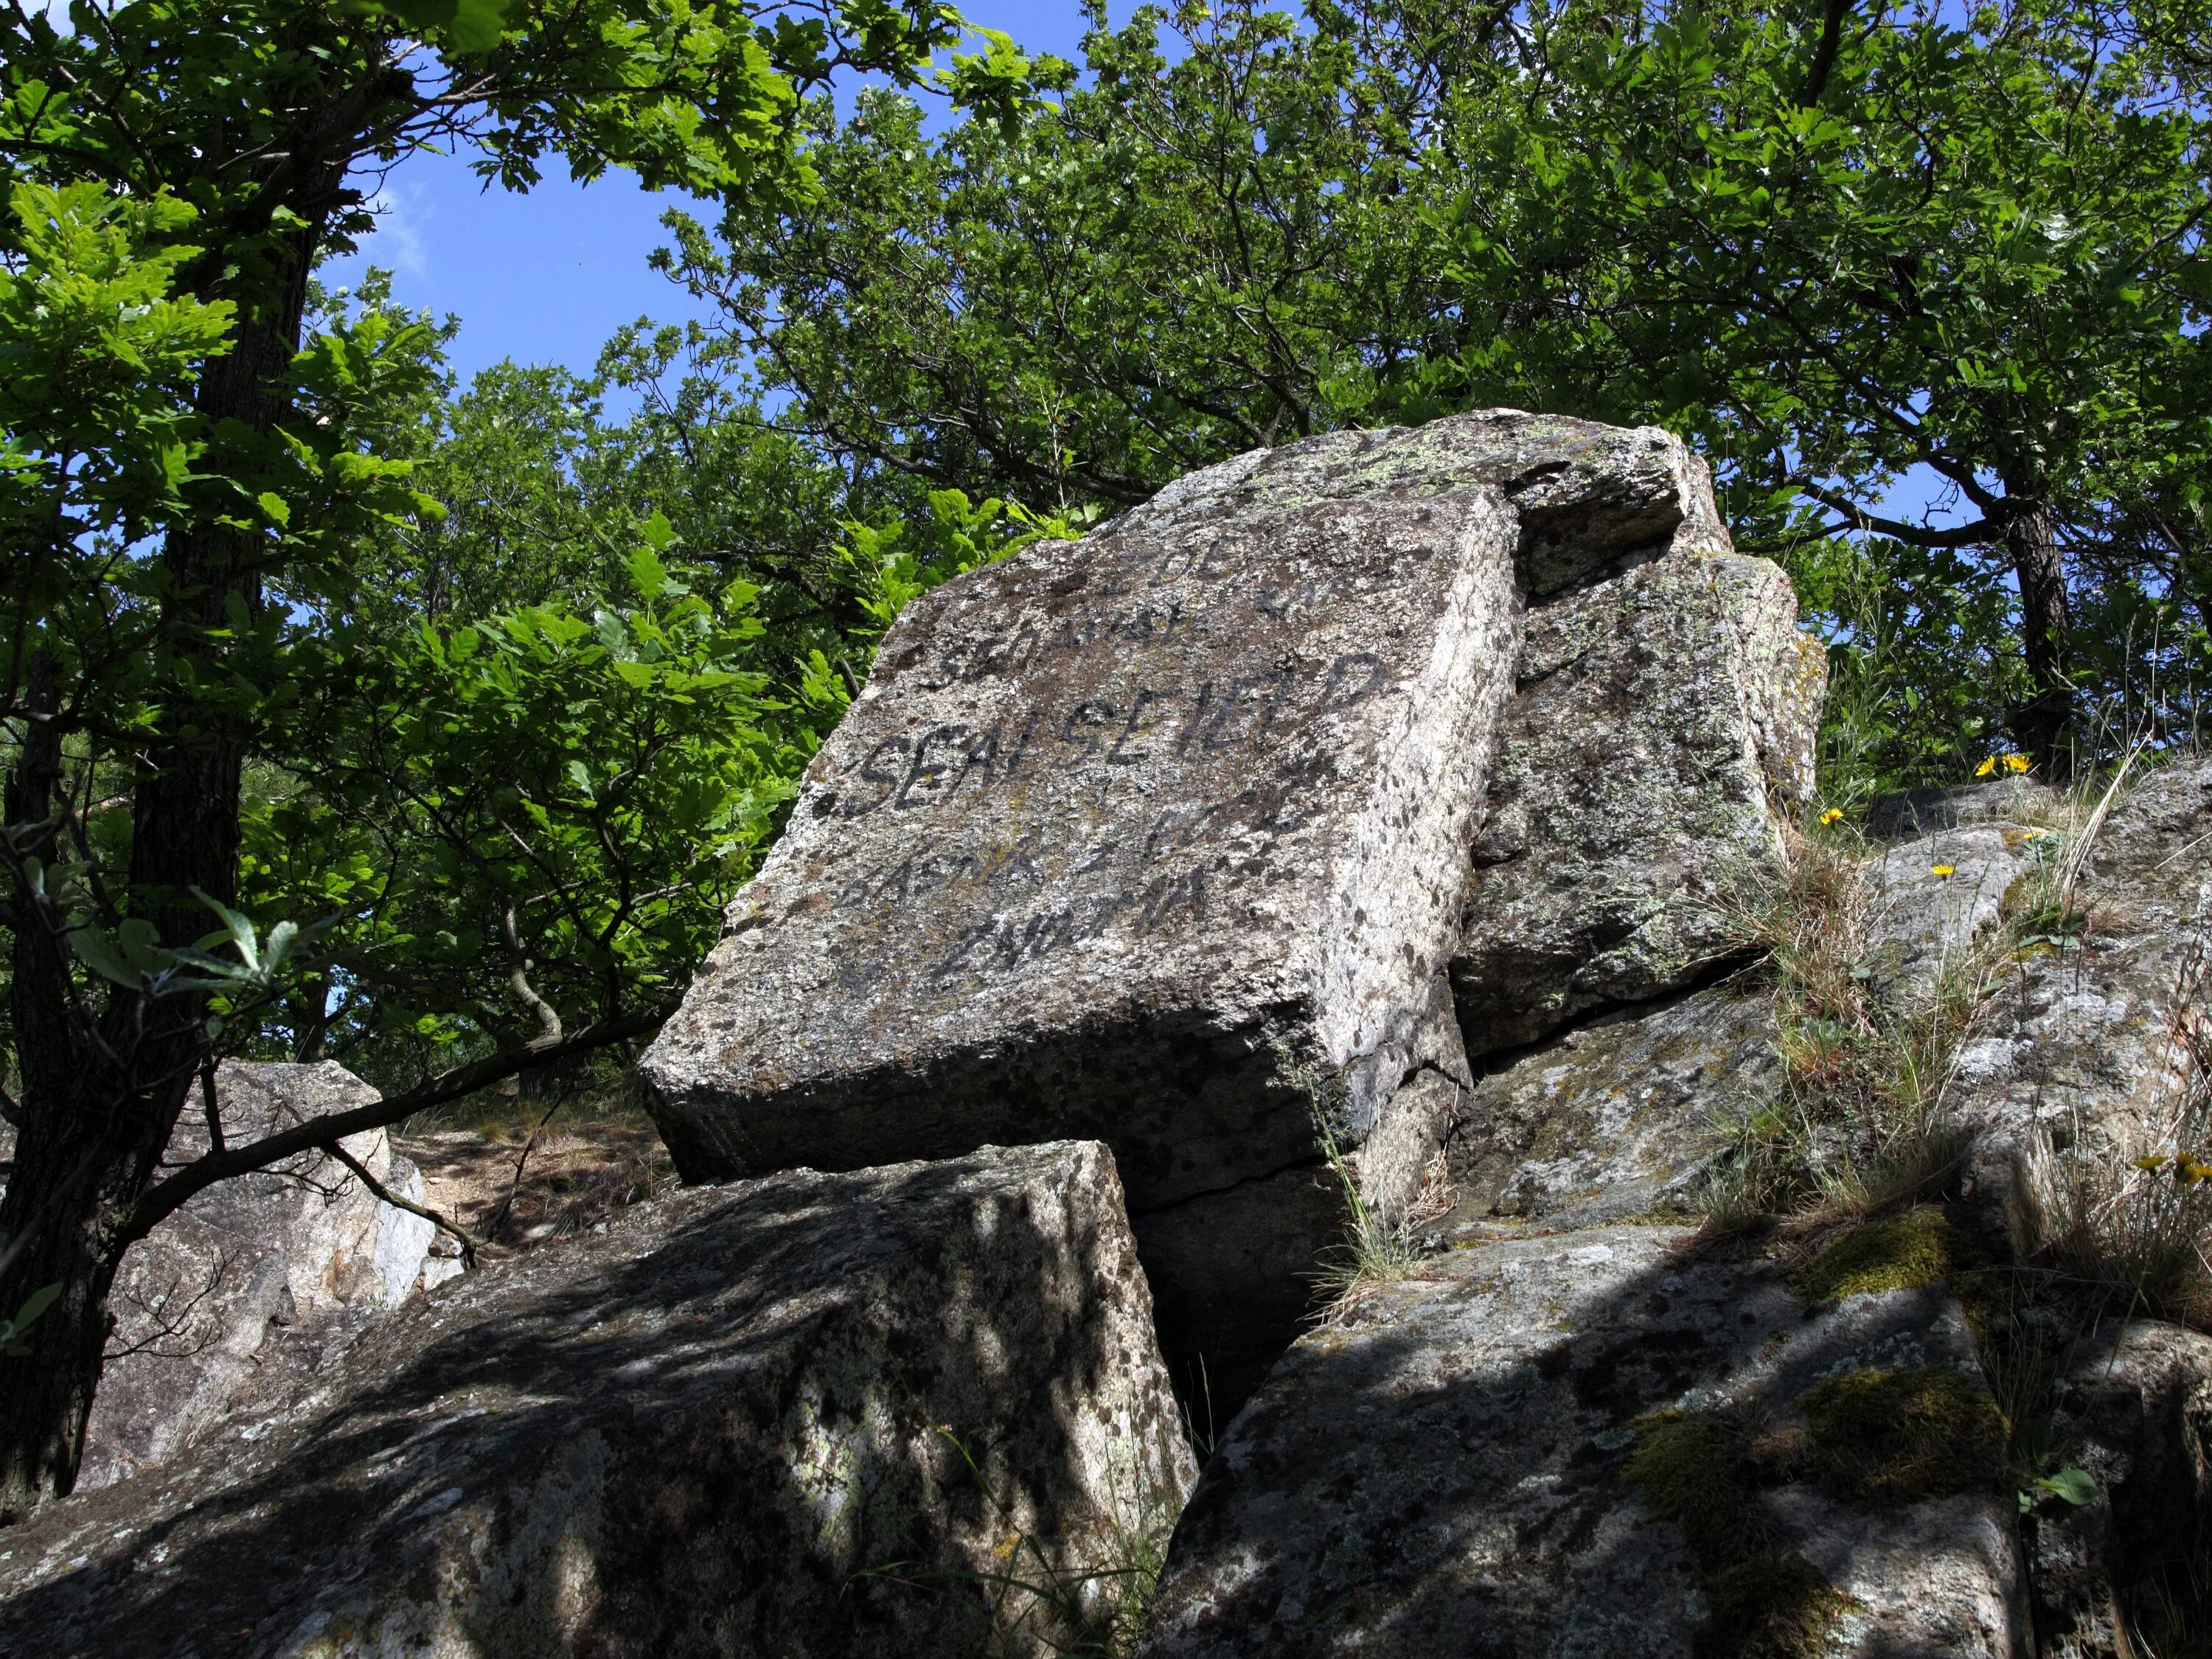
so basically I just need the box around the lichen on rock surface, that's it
[1428,980,1781,1235]
[1453,549,1825,1054]
[0,1141,1194,1659]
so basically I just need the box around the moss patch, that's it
[1801,1366,2006,1507]
[1790,1209,1955,1302]
[1626,1413,1854,1659]
[1705,1554,1858,1659]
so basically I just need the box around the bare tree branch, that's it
[322,1138,479,1270]
[1798,481,2011,548]
[120,1001,674,1248]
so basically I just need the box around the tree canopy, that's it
[667,0,2211,777]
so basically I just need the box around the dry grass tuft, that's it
[1310,1107,1422,1321]
[1697,825,1983,1232]
[2015,930,2212,1329]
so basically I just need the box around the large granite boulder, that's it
[1453,550,1825,1054]
[639,411,1738,1395]
[52,1062,437,1492]
[0,1141,1195,1659]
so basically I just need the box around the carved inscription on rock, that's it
[639,468,1524,1214]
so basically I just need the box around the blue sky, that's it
[319,3,1961,531]
[321,4,1114,387]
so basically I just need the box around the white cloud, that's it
[355,178,431,279]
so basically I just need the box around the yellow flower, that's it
[2183,1162,2212,1186]
[1930,864,1955,878]
[2003,753,2032,774]
[2135,1155,2170,1171]
[1819,807,1844,827]
[1975,757,1997,779]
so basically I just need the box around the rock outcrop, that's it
[0,1141,1194,1659]
[10,420,2207,1659]
[1146,1225,2025,1658]
[639,411,1764,1399]
[1145,757,2212,1655]
[62,1062,439,1492]
[1453,549,1823,1054]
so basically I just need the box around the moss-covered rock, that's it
[1791,1210,1957,1303]
[1703,1554,1857,1659]
[1626,1412,1854,1659]
[1801,1366,2008,1508]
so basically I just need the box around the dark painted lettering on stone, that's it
[1150,532,1245,588]
[1072,841,1121,875]
[925,861,1214,985]
[1060,700,1119,766]
[1255,580,1319,622]
[957,725,1001,793]
[842,735,910,818]
[1202,672,1293,751]
[1144,801,1215,863]
[894,724,969,810]
[1317,652,1388,716]
[1242,766,1322,839]
[1001,710,1043,781]
[922,623,1044,689]
[988,841,1044,890]
[1137,869,1206,930]
[1107,687,1183,765]
[1176,683,1217,756]
[835,844,990,911]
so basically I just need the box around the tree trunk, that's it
[0,655,150,1522]
[0,234,320,1517]
[2006,501,2073,773]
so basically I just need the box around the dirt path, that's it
[399,1115,676,1262]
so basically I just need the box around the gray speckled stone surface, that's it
[59,1062,434,1493]
[1952,759,2212,1231]
[1453,551,1825,1054]
[1864,821,2046,996]
[638,412,1728,1390]
[0,1141,1194,1659]
[1430,980,1781,1236]
[2029,1321,2212,1659]
[1141,1225,2024,1659]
